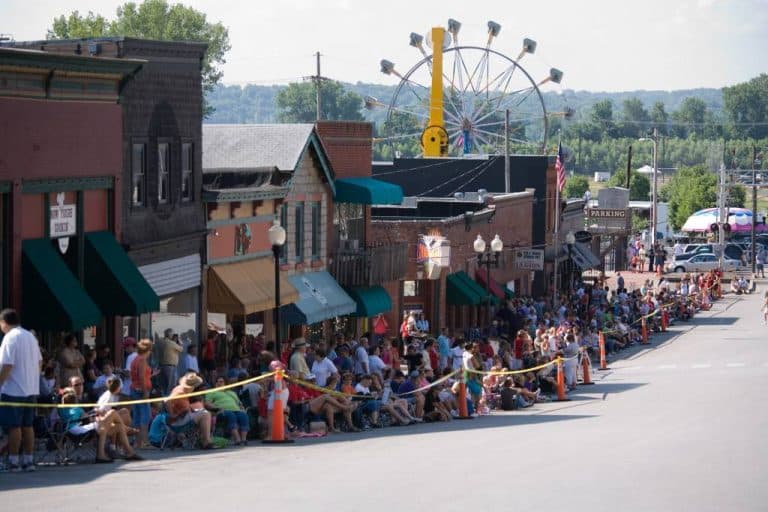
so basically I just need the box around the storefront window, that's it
[150,288,199,348]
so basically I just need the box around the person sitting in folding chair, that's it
[166,373,213,450]
[59,387,142,463]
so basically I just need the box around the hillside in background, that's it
[205,82,725,127]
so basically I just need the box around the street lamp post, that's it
[565,231,576,295]
[474,234,503,328]
[640,127,659,245]
[268,220,287,358]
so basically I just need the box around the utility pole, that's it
[752,146,760,275]
[504,109,510,193]
[650,127,658,244]
[303,51,330,121]
[718,162,727,268]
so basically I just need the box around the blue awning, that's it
[333,177,403,205]
[280,271,356,325]
[346,286,392,317]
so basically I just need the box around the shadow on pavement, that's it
[683,316,738,326]
[580,381,648,395]
[291,411,596,446]
[0,411,596,490]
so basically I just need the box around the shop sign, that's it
[513,249,544,271]
[417,232,451,279]
[50,203,76,238]
[586,208,630,231]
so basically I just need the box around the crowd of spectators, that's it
[0,268,723,470]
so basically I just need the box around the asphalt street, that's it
[2,290,767,511]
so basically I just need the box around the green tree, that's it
[562,175,590,199]
[48,0,231,115]
[607,171,651,201]
[662,165,718,230]
[276,81,364,123]
[619,98,650,138]
[590,99,616,138]
[48,11,109,37]
[671,97,708,137]
[723,74,768,139]
[650,101,669,135]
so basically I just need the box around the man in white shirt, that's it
[311,349,338,387]
[122,337,138,395]
[0,309,42,472]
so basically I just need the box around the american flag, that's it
[556,142,566,192]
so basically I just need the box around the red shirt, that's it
[513,337,525,359]
[428,347,439,370]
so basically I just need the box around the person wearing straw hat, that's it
[288,338,313,381]
[166,372,213,449]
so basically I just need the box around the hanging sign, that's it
[50,202,76,238]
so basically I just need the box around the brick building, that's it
[203,124,353,346]
[0,47,157,352]
[370,190,534,335]
[16,37,209,351]
[316,121,408,337]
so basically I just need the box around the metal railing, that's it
[330,241,409,287]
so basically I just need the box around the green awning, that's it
[446,270,499,306]
[84,231,159,315]
[22,239,102,331]
[346,286,392,317]
[333,177,403,205]
[280,271,356,325]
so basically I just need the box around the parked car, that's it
[667,253,744,273]
[676,243,743,262]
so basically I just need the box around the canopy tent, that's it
[681,207,768,233]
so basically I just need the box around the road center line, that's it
[726,362,746,368]
[691,363,712,369]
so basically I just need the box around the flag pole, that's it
[553,130,562,309]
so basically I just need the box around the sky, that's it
[1,0,766,92]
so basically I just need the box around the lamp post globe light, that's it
[565,231,576,294]
[268,221,287,357]
[474,234,503,327]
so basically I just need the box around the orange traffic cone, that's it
[641,317,649,344]
[456,376,472,419]
[263,369,294,444]
[661,309,668,332]
[555,358,570,401]
[598,331,610,371]
[580,351,594,385]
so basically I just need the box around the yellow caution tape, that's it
[0,371,277,409]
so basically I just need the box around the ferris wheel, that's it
[370,19,567,158]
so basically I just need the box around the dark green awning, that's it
[84,231,159,315]
[22,239,102,331]
[346,286,392,317]
[446,271,499,306]
[333,177,403,205]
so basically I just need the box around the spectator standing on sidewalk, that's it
[157,329,182,397]
[756,248,766,278]
[0,309,42,472]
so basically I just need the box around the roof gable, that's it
[203,124,335,194]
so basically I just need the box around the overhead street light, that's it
[474,234,503,327]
